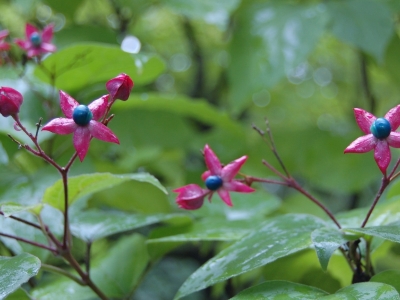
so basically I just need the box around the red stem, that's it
[0,232,57,253]
[361,177,390,228]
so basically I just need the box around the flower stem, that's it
[361,176,390,228]
[0,232,57,253]
[41,264,85,285]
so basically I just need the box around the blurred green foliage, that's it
[0,0,400,299]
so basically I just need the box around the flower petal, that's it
[374,140,390,174]
[217,189,232,206]
[73,127,91,161]
[88,121,119,144]
[173,184,207,210]
[25,24,38,40]
[344,134,375,153]
[354,108,376,134]
[40,43,56,53]
[42,118,77,134]
[221,156,248,182]
[203,144,222,175]
[385,105,400,130]
[60,91,79,118]
[14,39,30,51]
[41,24,54,43]
[224,180,255,193]
[0,30,8,40]
[27,48,41,58]
[88,95,108,120]
[388,132,400,148]
[201,170,211,181]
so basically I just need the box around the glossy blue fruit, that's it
[73,105,93,126]
[370,118,391,139]
[205,175,223,191]
[30,32,41,47]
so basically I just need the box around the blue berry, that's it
[73,105,93,126]
[205,175,223,191]
[30,32,41,47]
[370,118,391,139]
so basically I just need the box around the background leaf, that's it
[43,172,167,211]
[0,253,41,299]
[326,0,393,61]
[175,214,327,299]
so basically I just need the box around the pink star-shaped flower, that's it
[202,144,255,206]
[173,145,255,210]
[42,91,119,161]
[174,184,208,210]
[0,30,10,51]
[15,23,56,58]
[344,106,400,174]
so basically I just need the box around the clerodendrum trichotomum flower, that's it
[0,87,23,117]
[344,106,400,174]
[15,23,56,58]
[42,91,119,161]
[174,144,255,210]
[106,73,134,101]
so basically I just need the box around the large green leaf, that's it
[232,281,399,299]
[326,0,393,61]
[33,44,165,92]
[311,227,356,271]
[148,219,253,243]
[42,172,167,211]
[175,214,327,299]
[70,209,189,242]
[343,224,400,244]
[329,282,399,299]
[91,234,149,298]
[114,93,244,134]
[371,270,400,295]
[0,253,41,299]
[228,3,328,113]
[232,280,328,299]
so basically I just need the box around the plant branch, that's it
[41,264,85,285]
[361,176,390,228]
[0,232,57,253]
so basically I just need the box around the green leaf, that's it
[44,0,82,19]
[70,209,188,242]
[0,213,50,261]
[330,282,399,299]
[0,142,8,165]
[0,253,41,299]
[31,279,95,300]
[43,172,167,211]
[228,3,328,113]
[91,234,149,298]
[343,224,400,244]
[371,270,400,294]
[311,227,356,271]
[175,214,327,299]
[148,219,253,243]
[33,44,165,92]
[326,0,393,61]
[233,281,400,299]
[0,202,42,217]
[163,0,240,29]
[114,93,244,134]
[231,280,328,299]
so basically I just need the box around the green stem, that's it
[41,264,85,285]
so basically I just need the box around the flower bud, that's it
[106,73,134,101]
[0,87,23,117]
